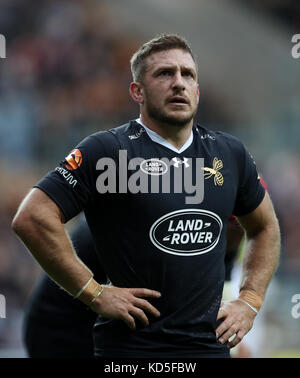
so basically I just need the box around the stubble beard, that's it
[146,98,197,128]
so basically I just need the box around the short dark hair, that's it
[130,33,197,82]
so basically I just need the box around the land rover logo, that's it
[140,159,168,176]
[149,209,223,256]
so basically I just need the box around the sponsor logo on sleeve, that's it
[64,149,83,170]
[55,167,77,187]
[149,209,223,256]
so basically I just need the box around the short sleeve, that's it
[34,135,100,222]
[233,143,265,216]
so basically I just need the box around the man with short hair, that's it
[12,34,280,358]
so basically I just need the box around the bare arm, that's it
[12,188,93,295]
[12,188,161,329]
[238,192,280,297]
[216,192,280,348]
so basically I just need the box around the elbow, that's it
[11,208,33,237]
[11,201,42,238]
[255,221,280,242]
[12,188,64,239]
[266,216,281,241]
[248,220,281,252]
[248,214,280,241]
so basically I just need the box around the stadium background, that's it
[0,0,299,358]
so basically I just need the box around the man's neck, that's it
[140,114,193,150]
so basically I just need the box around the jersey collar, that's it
[135,117,194,154]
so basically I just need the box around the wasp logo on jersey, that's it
[64,149,83,170]
[149,209,223,256]
[202,157,224,186]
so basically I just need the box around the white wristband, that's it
[74,276,94,298]
[238,299,259,314]
[90,285,104,304]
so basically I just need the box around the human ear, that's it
[129,82,144,104]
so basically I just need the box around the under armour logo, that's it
[172,157,190,168]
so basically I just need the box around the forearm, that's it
[216,221,280,348]
[12,203,93,297]
[240,222,280,298]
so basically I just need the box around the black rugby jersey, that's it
[34,121,265,357]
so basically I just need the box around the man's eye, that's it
[183,71,193,77]
[159,70,172,76]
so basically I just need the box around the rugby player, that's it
[12,34,280,358]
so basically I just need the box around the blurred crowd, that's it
[0,0,299,352]
[0,0,142,169]
[238,0,300,32]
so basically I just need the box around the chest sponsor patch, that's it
[140,158,168,176]
[149,209,223,256]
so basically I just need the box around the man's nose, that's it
[172,72,185,91]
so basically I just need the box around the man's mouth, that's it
[168,96,189,105]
